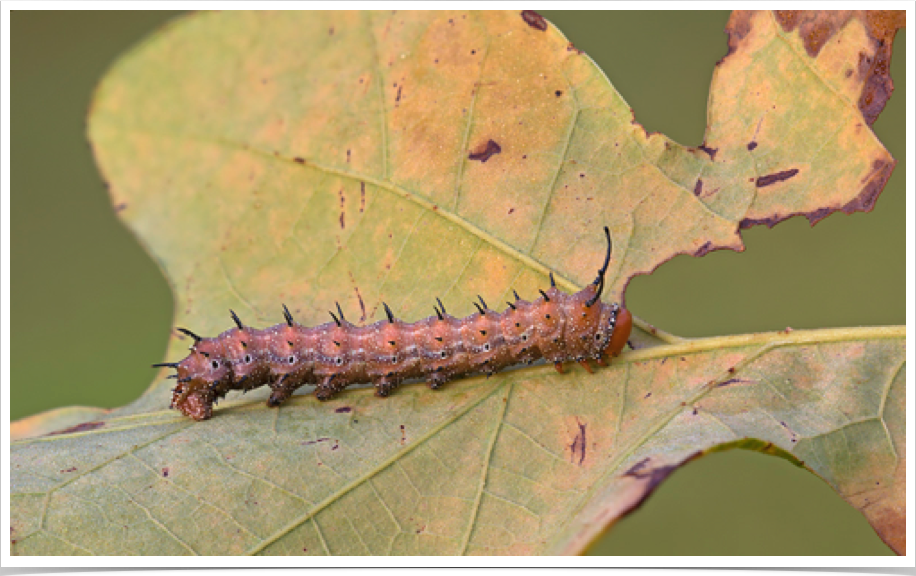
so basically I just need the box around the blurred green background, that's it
[11,11,904,555]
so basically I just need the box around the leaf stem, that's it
[619,324,904,364]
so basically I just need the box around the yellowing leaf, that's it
[11,10,904,555]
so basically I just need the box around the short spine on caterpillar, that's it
[155,227,633,421]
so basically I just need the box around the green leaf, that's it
[11,10,904,555]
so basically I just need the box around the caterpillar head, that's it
[169,336,232,420]
[170,384,213,421]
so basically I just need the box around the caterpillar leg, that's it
[267,388,295,407]
[427,371,449,390]
[374,375,401,397]
[578,359,594,374]
[554,361,565,374]
[314,376,340,401]
[267,373,303,407]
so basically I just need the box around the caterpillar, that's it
[154,227,632,421]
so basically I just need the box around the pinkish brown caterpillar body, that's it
[154,227,632,421]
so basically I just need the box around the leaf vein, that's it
[452,27,492,211]
[244,382,506,555]
[458,381,512,555]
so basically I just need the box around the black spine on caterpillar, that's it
[154,227,633,421]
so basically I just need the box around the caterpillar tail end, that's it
[606,307,633,358]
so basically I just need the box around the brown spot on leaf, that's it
[521,10,547,31]
[302,437,332,446]
[804,207,833,226]
[354,286,367,322]
[468,139,502,163]
[717,378,751,388]
[338,190,345,229]
[335,406,352,413]
[841,158,893,215]
[568,419,587,465]
[162,467,170,477]
[721,11,755,62]
[624,452,702,495]
[755,168,799,188]
[693,241,713,258]
[774,10,798,32]
[858,13,904,124]
[293,157,305,164]
[624,457,650,477]
[774,11,844,57]
[697,144,718,160]
[60,466,77,473]
[114,202,128,213]
[47,421,105,435]
[747,141,758,151]
[805,20,833,56]
[567,42,583,55]
[693,179,703,197]
[359,182,366,213]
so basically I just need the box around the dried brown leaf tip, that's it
[772,10,905,124]
[716,10,901,232]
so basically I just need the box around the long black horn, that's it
[230,309,244,330]
[587,227,613,307]
[336,302,346,323]
[177,328,202,343]
[382,302,395,323]
[152,362,179,369]
[282,304,294,327]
